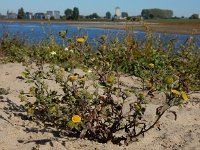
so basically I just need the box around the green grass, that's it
[145,19,200,24]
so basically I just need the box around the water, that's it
[0,21,200,48]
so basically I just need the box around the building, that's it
[7,11,17,19]
[115,7,121,19]
[46,11,53,20]
[54,11,60,19]
[34,13,45,20]
[25,12,33,19]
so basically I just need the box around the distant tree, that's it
[86,13,100,19]
[189,14,199,19]
[105,11,111,19]
[17,7,25,19]
[72,7,79,20]
[122,12,128,18]
[50,16,55,20]
[64,8,73,20]
[92,13,100,19]
[141,9,173,19]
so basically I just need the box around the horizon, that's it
[0,0,199,17]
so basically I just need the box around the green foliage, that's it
[17,29,198,145]
[189,14,199,19]
[72,7,79,20]
[0,32,30,62]
[121,12,128,18]
[105,11,111,19]
[141,8,173,19]
[21,60,187,144]
[86,13,100,19]
[17,7,25,19]
[64,9,73,20]
[1,27,199,145]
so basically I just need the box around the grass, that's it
[145,19,200,25]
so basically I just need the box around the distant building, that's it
[46,11,53,20]
[115,7,121,19]
[54,11,60,19]
[34,13,45,20]
[7,11,17,19]
[25,12,33,19]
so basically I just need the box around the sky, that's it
[0,0,199,17]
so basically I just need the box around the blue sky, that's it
[0,0,199,17]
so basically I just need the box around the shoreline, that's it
[0,19,200,35]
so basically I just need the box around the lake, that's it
[0,22,200,49]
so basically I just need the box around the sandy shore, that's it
[0,63,200,150]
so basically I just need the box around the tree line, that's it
[141,8,173,19]
[15,7,200,21]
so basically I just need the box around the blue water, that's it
[0,22,200,49]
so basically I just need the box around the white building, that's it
[7,11,17,19]
[115,7,121,19]
[54,11,60,19]
[25,12,33,19]
[46,11,53,20]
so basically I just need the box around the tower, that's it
[115,7,121,18]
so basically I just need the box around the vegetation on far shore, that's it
[0,27,199,145]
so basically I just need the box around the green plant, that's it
[20,58,188,145]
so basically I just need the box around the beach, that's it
[0,63,200,150]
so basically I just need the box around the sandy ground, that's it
[0,63,200,150]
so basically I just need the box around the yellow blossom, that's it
[60,68,65,72]
[27,107,34,115]
[80,77,87,82]
[165,77,174,85]
[107,76,115,83]
[171,89,180,95]
[77,38,85,43]
[68,75,77,82]
[100,35,107,40]
[105,61,110,67]
[181,92,188,101]
[72,115,81,123]
[149,63,155,68]
[101,45,107,50]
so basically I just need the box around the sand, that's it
[0,63,200,150]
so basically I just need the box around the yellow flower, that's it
[165,77,174,85]
[171,89,180,95]
[72,115,81,123]
[77,38,85,43]
[105,61,110,67]
[101,45,107,50]
[68,75,77,82]
[80,77,87,82]
[181,92,188,101]
[139,92,145,97]
[60,68,65,72]
[107,76,115,83]
[100,35,107,40]
[27,107,34,115]
[149,63,155,68]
